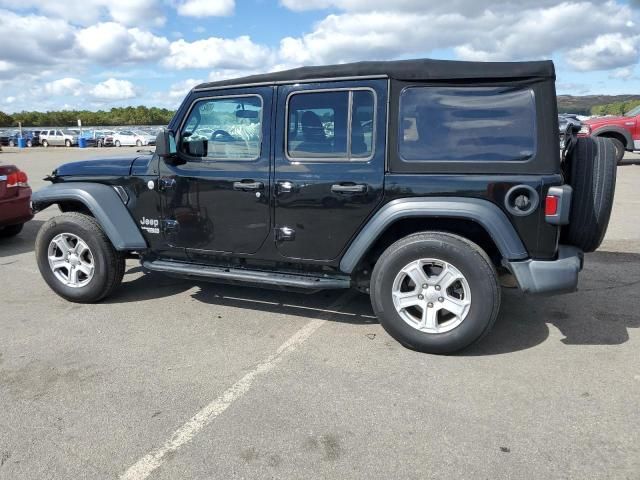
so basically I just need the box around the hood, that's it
[53,155,152,178]
[585,115,626,126]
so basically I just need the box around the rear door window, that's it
[399,86,536,162]
[287,89,376,161]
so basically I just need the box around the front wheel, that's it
[136,140,142,147]
[115,140,121,147]
[35,212,125,303]
[370,232,501,354]
[26,140,32,147]
[9,140,14,147]
[608,137,625,164]
[65,139,72,147]
[42,140,49,148]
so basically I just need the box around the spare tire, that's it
[561,137,617,252]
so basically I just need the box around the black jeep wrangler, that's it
[32,59,617,354]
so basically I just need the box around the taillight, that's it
[545,195,559,216]
[6,169,29,188]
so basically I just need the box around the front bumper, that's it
[505,245,583,295]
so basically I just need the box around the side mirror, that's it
[155,129,177,159]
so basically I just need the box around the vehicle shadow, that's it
[109,251,639,354]
[0,220,44,258]
[620,156,640,166]
[110,265,377,324]
[463,250,640,355]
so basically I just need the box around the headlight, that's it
[578,124,591,135]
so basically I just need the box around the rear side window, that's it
[399,87,536,162]
[287,89,375,161]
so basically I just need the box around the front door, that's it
[273,80,387,261]
[159,87,272,256]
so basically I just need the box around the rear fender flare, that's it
[31,182,147,251]
[339,197,528,274]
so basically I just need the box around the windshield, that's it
[625,105,640,117]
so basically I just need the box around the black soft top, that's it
[195,58,555,90]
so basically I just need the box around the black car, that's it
[558,114,582,149]
[31,59,617,354]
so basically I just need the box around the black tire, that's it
[65,139,72,147]
[606,137,625,164]
[42,140,49,148]
[35,212,125,303]
[26,140,32,148]
[562,137,617,253]
[136,140,142,147]
[0,223,24,238]
[9,140,14,147]
[370,232,501,354]
[115,140,121,147]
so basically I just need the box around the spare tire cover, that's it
[561,137,617,252]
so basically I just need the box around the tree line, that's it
[591,99,640,116]
[0,106,175,128]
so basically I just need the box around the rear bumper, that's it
[505,245,583,295]
[0,187,33,226]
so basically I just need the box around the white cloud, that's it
[174,0,234,17]
[168,78,203,100]
[566,33,640,71]
[0,0,165,26]
[75,22,169,63]
[0,9,75,68]
[609,67,636,80]
[90,78,138,100]
[278,1,636,71]
[43,78,84,96]
[163,36,272,70]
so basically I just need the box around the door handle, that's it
[159,177,176,191]
[233,180,264,191]
[331,183,367,194]
[276,181,295,194]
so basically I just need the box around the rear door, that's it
[273,79,387,261]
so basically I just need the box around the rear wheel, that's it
[9,140,14,147]
[26,139,32,147]
[0,223,24,238]
[370,232,501,354]
[35,212,125,303]
[136,140,142,147]
[115,140,121,147]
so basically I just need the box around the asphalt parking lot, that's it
[1,147,639,479]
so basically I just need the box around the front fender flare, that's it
[339,197,528,274]
[592,125,633,150]
[32,182,147,251]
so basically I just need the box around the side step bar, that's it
[142,259,351,290]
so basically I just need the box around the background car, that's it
[39,129,79,147]
[580,105,640,163]
[0,164,32,238]
[112,130,156,147]
[94,130,116,147]
[0,130,10,147]
[7,130,41,147]
[558,114,582,149]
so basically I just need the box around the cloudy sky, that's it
[0,0,639,112]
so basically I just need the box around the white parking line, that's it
[119,291,355,480]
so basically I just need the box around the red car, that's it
[0,164,33,238]
[580,104,640,163]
